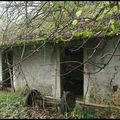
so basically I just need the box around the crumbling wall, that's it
[13,44,60,98]
[84,37,120,103]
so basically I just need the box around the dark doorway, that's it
[2,48,13,88]
[60,46,83,100]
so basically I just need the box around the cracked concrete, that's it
[84,37,120,103]
[110,66,118,89]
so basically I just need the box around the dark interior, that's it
[2,49,13,88]
[60,46,83,99]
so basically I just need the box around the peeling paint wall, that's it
[84,37,120,103]
[13,44,60,98]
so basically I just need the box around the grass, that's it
[0,91,29,119]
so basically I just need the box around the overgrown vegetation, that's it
[71,106,97,119]
[0,1,120,46]
[0,91,29,119]
[0,91,120,119]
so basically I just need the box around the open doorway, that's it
[2,48,13,89]
[60,46,83,100]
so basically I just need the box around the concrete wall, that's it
[84,37,120,103]
[12,37,120,101]
[13,44,60,98]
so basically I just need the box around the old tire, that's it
[24,89,42,107]
[60,91,76,115]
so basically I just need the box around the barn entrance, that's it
[60,46,83,100]
[2,48,13,90]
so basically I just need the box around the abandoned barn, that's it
[0,35,120,103]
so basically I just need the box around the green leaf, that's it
[76,10,82,17]
[109,19,115,30]
[108,10,113,15]
[111,24,115,31]
[72,19,78,26]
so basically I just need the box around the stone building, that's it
[0,35,120,103]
